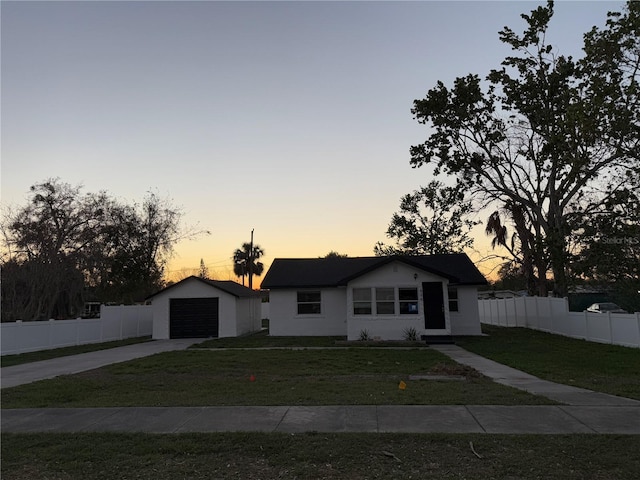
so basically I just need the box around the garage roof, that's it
[261,254,487,289]
[146,276,259,300]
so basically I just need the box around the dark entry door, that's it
[170,297,219,338]
[422,282,446,330]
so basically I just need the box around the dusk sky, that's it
[1,1,622,286]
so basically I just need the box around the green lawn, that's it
[456,325,640,400]
[1,348,554,408]
[2,432,638,480]
[0,336,153,368]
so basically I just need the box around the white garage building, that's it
[147,276,262,339]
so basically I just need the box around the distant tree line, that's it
[1,178,205,322]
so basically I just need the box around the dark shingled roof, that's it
[261,254,487,289]
[146,276,258,300]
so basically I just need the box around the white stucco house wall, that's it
[147,276,262,340]
[261,254,487,341]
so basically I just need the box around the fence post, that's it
[607,311,613,343]
[48,319,55,350]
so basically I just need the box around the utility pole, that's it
[248,228,254,290]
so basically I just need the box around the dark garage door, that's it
[170,298,219,339]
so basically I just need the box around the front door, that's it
[422,282,446,330]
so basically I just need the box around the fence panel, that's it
[610,314,640,348]
[585,313,613,344]
[563,313,587,340]
[514,297,527,327]
[49,319,82,349]
[478,298,639,348]
[1,305,153,355]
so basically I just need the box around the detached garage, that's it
[147,276,262,340]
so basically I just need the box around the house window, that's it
[399,288,419,314]
[448,287,459,312]
[353,288,372,315]
[297,291,321,315]
[376,287,395,315]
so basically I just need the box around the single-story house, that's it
[261,254,487,340]
[147,276,262,339]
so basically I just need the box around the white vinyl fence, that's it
[479,297,640,348]
[1,305,153,356]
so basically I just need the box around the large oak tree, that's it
[410,1,639,296]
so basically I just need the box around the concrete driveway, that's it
[1,339,203,389]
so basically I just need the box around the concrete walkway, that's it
[1,339,202,389]
[3,405,639,434]
[2,341,639,434]
[430,344,640,407]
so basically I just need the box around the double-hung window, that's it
[448,287,459,312]
[297,291,321,315]
[399,288,419,314]
[353,288,372,315]
[376,288,395,314]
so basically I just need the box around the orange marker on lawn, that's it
[398,380,407,390]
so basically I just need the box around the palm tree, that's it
[485,205,546,296]
[232,242,264,288]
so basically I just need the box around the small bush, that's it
[403,327,419,342]
[358,329,371,341]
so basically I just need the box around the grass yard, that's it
[456,325,640,400]
[1,348,555,408]
[0,336,152,368]
[3,432,639,480]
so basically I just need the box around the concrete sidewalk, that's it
[1,339,203,389]
[3,404,639,434]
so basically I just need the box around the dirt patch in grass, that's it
[427,362,484,378]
